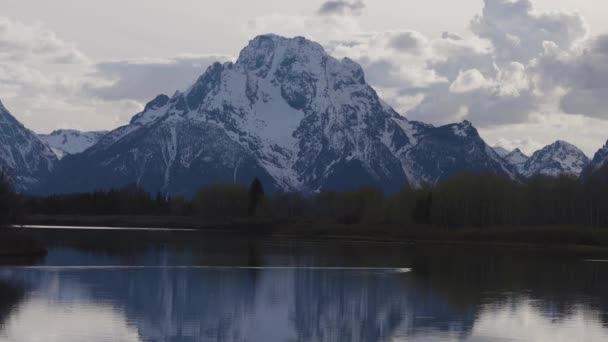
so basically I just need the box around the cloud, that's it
[317,1,365,16]
[86,55,231,102]
[328,26,537,127]
[387,31,426,54]
[0,16,230,134]
[449,69,493,93]
[321,0,607,136]
[533,34,608,118]
[0,17,87,64]
[470,0,588,63]
[5,0,608,155]
[247,13,360,43]
[560,88,608,117]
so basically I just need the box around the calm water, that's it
[0,227,607,342]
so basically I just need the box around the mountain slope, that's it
[521,141,589,178]
[40,34,516,196]
[397,121,518,185]
[493,146,510,158]
[580,140,608,181]
[0,100,57,190]
[39,129,108,157]
[504,148,529,174]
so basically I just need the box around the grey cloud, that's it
[430,44,494,81]
[441,32,462,41]
[388,32,424,54]
[85,55,231,102]
[360,58,413,88]
[318,1,365,16]
[470,0,587,63]
[329,0,597,128]
[561,88,608,118]
[534,35,608,118]
[406,82,536,127]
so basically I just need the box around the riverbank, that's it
[0,228,47,257]
[18,214,608,254]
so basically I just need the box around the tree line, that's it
[6,168,608,229]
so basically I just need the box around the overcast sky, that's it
[2,0,608,155]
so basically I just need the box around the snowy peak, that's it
[449,120,477,138]
[522,141,589,178]
[39,129,108,156]
[504,148,529,173]
[40,34,519,196]
[130,94,170,125]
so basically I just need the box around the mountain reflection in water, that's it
[0,228,607,342]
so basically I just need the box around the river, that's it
[0,226,606,342]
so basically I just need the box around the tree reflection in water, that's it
[0,231,607,341]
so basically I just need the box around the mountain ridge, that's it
[39,129,108,158]
[580,140,608,181]
[30,34,517,196]
[521,140,589,178]
[0,100,57,191]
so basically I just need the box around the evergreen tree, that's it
[0,171,17,228]
[248,178,265,217]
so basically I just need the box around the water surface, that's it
[0,227,607,342]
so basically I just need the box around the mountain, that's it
[493,146,510,158]
[580,140,608,181]
[521,141,589,178]
[39,34,516,196]
[38,129,108,158]
[504,148,529,174]
[0,100,57,191]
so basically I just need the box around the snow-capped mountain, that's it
[504,148,529,174]
[0,100,57,190]
[521,141,589,178]
[40,35,516,196]
[38,129,108,158]
[580,140,608,181]
[493,146,510,158]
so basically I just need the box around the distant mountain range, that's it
[0,34,606,196]
[33,34,517,196]
[494,141,590,178]
[38,129,108,159]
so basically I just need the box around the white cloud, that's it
[317,0,365,17]
[0,16,229,133]
[449,69,494,93]
[247,13,361,44]
[0,17,87,64]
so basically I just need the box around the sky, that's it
[2,0,608,156]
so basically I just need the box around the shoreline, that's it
[15,214,608,255]
[0,229,48,258]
